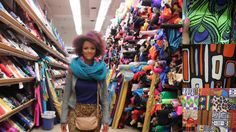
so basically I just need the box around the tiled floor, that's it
[32,124,139,132]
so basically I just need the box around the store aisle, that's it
[32,124,139,132]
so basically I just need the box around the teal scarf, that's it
[70,57,107,81]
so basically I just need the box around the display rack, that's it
[0,99,35,122]
[0,0,68,129]
[0,77,35,86]
[0,9,69,64]
[48,62,68,70]
[0,42,39,61]
[15,0,69,57]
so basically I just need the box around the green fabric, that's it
[70,57,107,81]
[161,99,175,104]
[160,91,177,99]
[187,0,234,44]
[152,125,170,132]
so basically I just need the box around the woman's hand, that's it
[61,123,67,132]
[102,123,109,132]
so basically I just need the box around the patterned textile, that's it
[198,96,211,110]
[198,110,212,125]
[184,96,199,110]
[229,88,236,97]
[212,96,229,112]
[182,88,199,96]
[183,109,198,125]
[182,44,236,88]
[68,103,102,132]
[187,0,234,44]
[212,112,229,127]
[229,110,236,130]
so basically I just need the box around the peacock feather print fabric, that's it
[187,0,234,44]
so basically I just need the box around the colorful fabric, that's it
[212,112,229,127]
[198,96,210,110]
[187,0,234,44]
[197,110,212,125]
[229,98,236,110]
[229,88,236,97]
[183,109,198,125]
[212,96,229,112]
[70,57,107,81]
[229,110,236,129]
[182,44,236,88]
[182,88,199,96]
[184,96,198,110]
[166,28,182,52]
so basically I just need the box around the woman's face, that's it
[82,41,96,60]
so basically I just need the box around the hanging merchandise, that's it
[37,60,61,119]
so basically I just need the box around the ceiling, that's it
[39,0,123,47]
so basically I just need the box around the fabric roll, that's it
[171,100,180,108]
[0,98,12,111]
[0,63,13,77]
[2,97,16,109]
[160,91,177,99]
[162,99,178,104]
[166,28,182,52]
[11,57,31,76]
[175,106,182,116]
[0,105,6,116]
[152,125,171,132]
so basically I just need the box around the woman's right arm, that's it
[61,72,72,123]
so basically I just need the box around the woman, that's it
[61,31,109,132]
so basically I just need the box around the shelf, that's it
[15,0,68,57]
[0,77,35,86]
[48,62,68,70]
[0,9,69,64]
[0,99,35,122]
[27,123,35,132]
[0,42,39,61]
[160,24,182,28]
[53,73,66,78]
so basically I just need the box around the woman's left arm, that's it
[100,80,110,124]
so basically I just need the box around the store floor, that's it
[32,124,139,132]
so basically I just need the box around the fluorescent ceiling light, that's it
[69,0,82,35]
[95,0,112,32]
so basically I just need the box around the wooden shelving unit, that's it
[0,9,69,64]
[0,77,35,86]
[48,62,68,70]
[0,99,35,122]
[27,123,35,132]
[0,43,39,61]
[15,0,68,57]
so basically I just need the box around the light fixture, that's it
[94,0,112,32]
[69,0,82,35]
